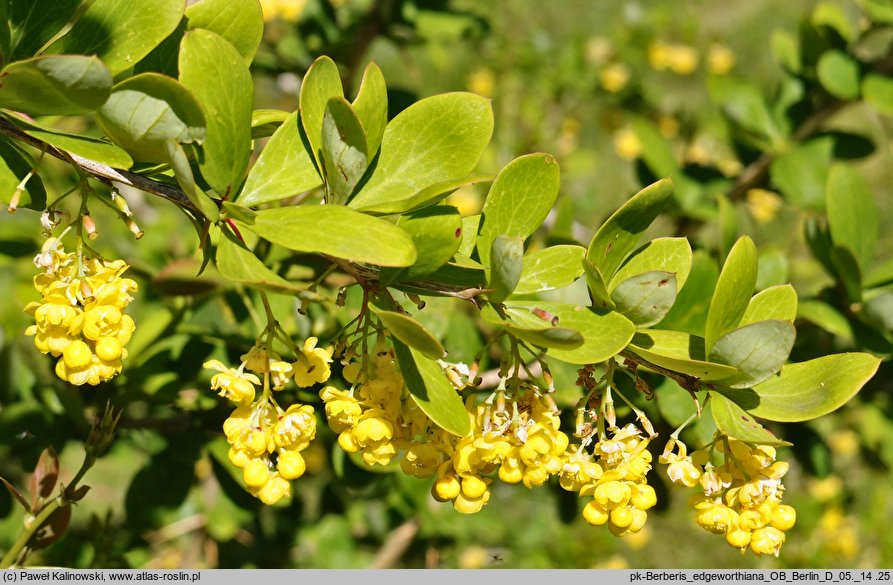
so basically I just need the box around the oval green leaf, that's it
[96,73,205,164]
[709,393,790,446]
[180,28,253,196]
[0,55,112,116]
[351,61,388,158]
[708,320,796,388]
[300,56,344,170]
[185,0,264,63]
[8,113,133,169]
[393,341,470,437]
[349,92,494,211]
[478,153,561,266]
[245,205,416,267]
[46,0,184,75]
[610,271,677,328]
[321,97,369,204]
[740,284,797,326]
[629,330,740,380]
[745,353,881,422]
[705,235,757,354]
[507,301,636,364]
[514,245,586,295]
[586,178,673,279]
[381,206,463,283]
[216,230,314,296]
[373,309,445,360]
[239,111,321,206]
[487,235,524,303]
[609,237,692,293]
[827,162,878,273]
[817,50,861,100]
[7,0,81,62]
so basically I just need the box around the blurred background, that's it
[2,0,892,569]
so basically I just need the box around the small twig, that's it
[0,117,200,214]
[370,518,419,569]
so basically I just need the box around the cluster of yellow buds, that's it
[663,436,796,557]
[25,237,137,386]
[429,388,570,515]
[204,335,332,504]
[561,423,656,536]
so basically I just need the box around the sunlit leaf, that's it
[709,393,790,446]
[705,235,757,353]
[0,55,111,116]
[514,245,585,295]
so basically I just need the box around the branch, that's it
[0,117,201,214]
[2,116,490,301]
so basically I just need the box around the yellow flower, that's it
[600,63,631,93]
[708,43,736,75]
[204,359,259,404]
[613,127,642,160]
[293,337,332,387]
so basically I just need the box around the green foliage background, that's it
[2,0,893,569]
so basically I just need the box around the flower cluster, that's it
[662,436,796,557]
[25,238,137,386]
[561,423,656,536]
[204,335,332,504]
[428,388,570,514]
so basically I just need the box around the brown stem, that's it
[0,116,201,214]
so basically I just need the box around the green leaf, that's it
[708,76,783,152]
[481,304,584,350]
[355,175,492,215]
[812,2,857,43]
[179,28,253,196]
[351,61,388,158]
[458,214,481,258]
[165,141,219,222]
[827,163,878,272]
[865,256,893,288]
[610,271,677,328]
[7,0,80,62]
[0,55,111,116]
[478,153,561,266]
[863,73,893,116]
[220,201,256,225]
[299,56,344,170]
[349,92,494,211]
[797,300,854,341]
[741,285,798,326]
[506,301,635,364]
[769,137,833,210]
[708,320,796,388]
[586,179,673,279]
[381,206,463,283]
[817,50,861,100]
[96,73,205,164]
[705,235,757,354]
[371,308,445,360]
[628,330,740,380]
[487,235,524,303]
[864,0,893,24]
[609,237,692,293]
[393,341,470,437]
[864,291,893,333]
[250,108,291,139]
[46,0,184,76]
[239,111,321,206]
[514,245,585,295]
[658,250,718,336]
[830,245,863,303]
[321,97,369,204]
[5,113,132,169]
[583,258,615,310]
[709,393,790,446]
[0,137,45,210]
[245,205,417,267]
[185,0,264,63]
[631,117,679,177]
[216,230,314,295]
[742,353,880,422]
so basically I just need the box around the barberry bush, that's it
[1,0,892,569]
